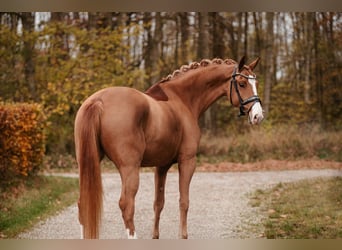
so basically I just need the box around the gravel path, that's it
[18,169,342,239]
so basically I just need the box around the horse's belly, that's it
[141,140,179,167]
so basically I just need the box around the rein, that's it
[230,67,261,117]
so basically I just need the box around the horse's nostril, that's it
[254,114,258,121]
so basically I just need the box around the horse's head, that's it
[229,56,264,125]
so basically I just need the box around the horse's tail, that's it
[75,98,104,239]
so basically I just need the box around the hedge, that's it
[0,103,46,189]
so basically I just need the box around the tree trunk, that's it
[211,12,225,58]
[87,12,97,30]
[252,13,262,60]
[50,12,70,62]
[263,12,274,117]
[313,13,324,125]
[21,12,36,101]
[196,12,210,60]
[51,12,65,22]
[243,12,249,57]
[143,12,162,85]
[304,12,313,104]
[179,12,190,64]
[197,12,213,131]
[174,14,179,66]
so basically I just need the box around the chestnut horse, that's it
[74,56,263,239]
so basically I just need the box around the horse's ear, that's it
[248,57,260,70]
[238,56,246,71]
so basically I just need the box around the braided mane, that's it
[159,58,237,83]
[145,58,237,101]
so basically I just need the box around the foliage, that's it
[36,22,145,153]
[0,27,25,101]
[0,12,341,156]
[269,82,314,124]
[0,103,46,190]
[0,21,146,153]
[251,177,342,238]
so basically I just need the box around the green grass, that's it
[0,176,78,238]
[250,177,342,239]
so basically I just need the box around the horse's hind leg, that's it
[118,164,140,239]
[152,165,171,239]
[77,199,84,239]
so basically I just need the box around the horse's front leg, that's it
[153,165,171,239]
[178,157,196,239]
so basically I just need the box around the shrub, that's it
[0,103,46,189]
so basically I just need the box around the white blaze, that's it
[248,76,264,124]
[248,76,257,95]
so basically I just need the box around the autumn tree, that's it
[0,12,341,155]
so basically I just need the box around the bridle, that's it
[230,67,261,117]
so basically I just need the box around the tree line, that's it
[0,12,341,154]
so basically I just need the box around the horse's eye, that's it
[239,82,246,88]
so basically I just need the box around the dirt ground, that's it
[20,168,342,239]
[195,159,342,172]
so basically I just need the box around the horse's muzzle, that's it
[249,102,264,125]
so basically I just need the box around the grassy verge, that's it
[250,177,342,238]
[0,176,78,238]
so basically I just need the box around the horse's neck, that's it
[166,64,234,119]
